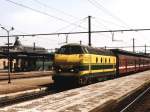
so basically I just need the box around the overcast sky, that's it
[0,0,150,52]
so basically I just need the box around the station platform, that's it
[0,70,150,112]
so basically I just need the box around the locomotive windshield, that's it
[57,45,85,54]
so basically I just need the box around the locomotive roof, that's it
[61,44,150,58]
[62,43,114,55]
[111,49,150,58]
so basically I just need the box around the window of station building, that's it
[3,61,6,67]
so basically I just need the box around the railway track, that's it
[0,86,54,107]
[131,89,150,112]
[0,71,52,81]
[118,86,150,112]
[0,83,79,108]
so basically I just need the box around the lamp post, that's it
[1,26,14,83]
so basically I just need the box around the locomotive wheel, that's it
[87,77,92,84]
[78,78,83,85]
[78,77,87,86]
[83,77,88,85]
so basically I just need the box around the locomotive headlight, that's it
[70,69,74,72]
[70,66,80,73]
[58,69,62,72]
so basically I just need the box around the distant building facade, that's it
[0,59,8,69]
[0,37,52,72]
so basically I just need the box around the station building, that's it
[0,37,53,72]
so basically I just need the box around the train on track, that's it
[52,44,150,85]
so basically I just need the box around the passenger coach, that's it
[112,49,150,76]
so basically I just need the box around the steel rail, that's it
[120,86,150,112]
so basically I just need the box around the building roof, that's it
[0,37,48,53]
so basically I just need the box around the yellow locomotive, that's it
[52,44,116,85]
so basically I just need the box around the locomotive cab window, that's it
[57,45,84,54]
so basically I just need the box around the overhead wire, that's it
[89,17,113,40]
[32,0,88,32]
[4,0,149,49]
[4,0,86,30]
[62,17,88,44]
[67,17,88,32]
[92,18,110,30]
[87,0,130,28]
[92,18,123,42]
[87,0,150,51]
[54,17,88,33]
[0,24,29,35]
[87,0,131,44]
[0,28,149,37]
[89,0,149,43]
[33,0,79,20]
[94,17,128,29]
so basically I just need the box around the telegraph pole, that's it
[104,46,107,50]
[1,26,14,84]
[133,38,135,53]
[88,16,91,46]
[145,44,146,54]
[80,40,82,45]
[66,35,68,43]
[33,42,36,51]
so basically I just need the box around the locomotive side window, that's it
[101,58,103,63]
[109,58,110,63]
[105,58,107,63]
[113,58,115,64]
[96,57,98,63]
